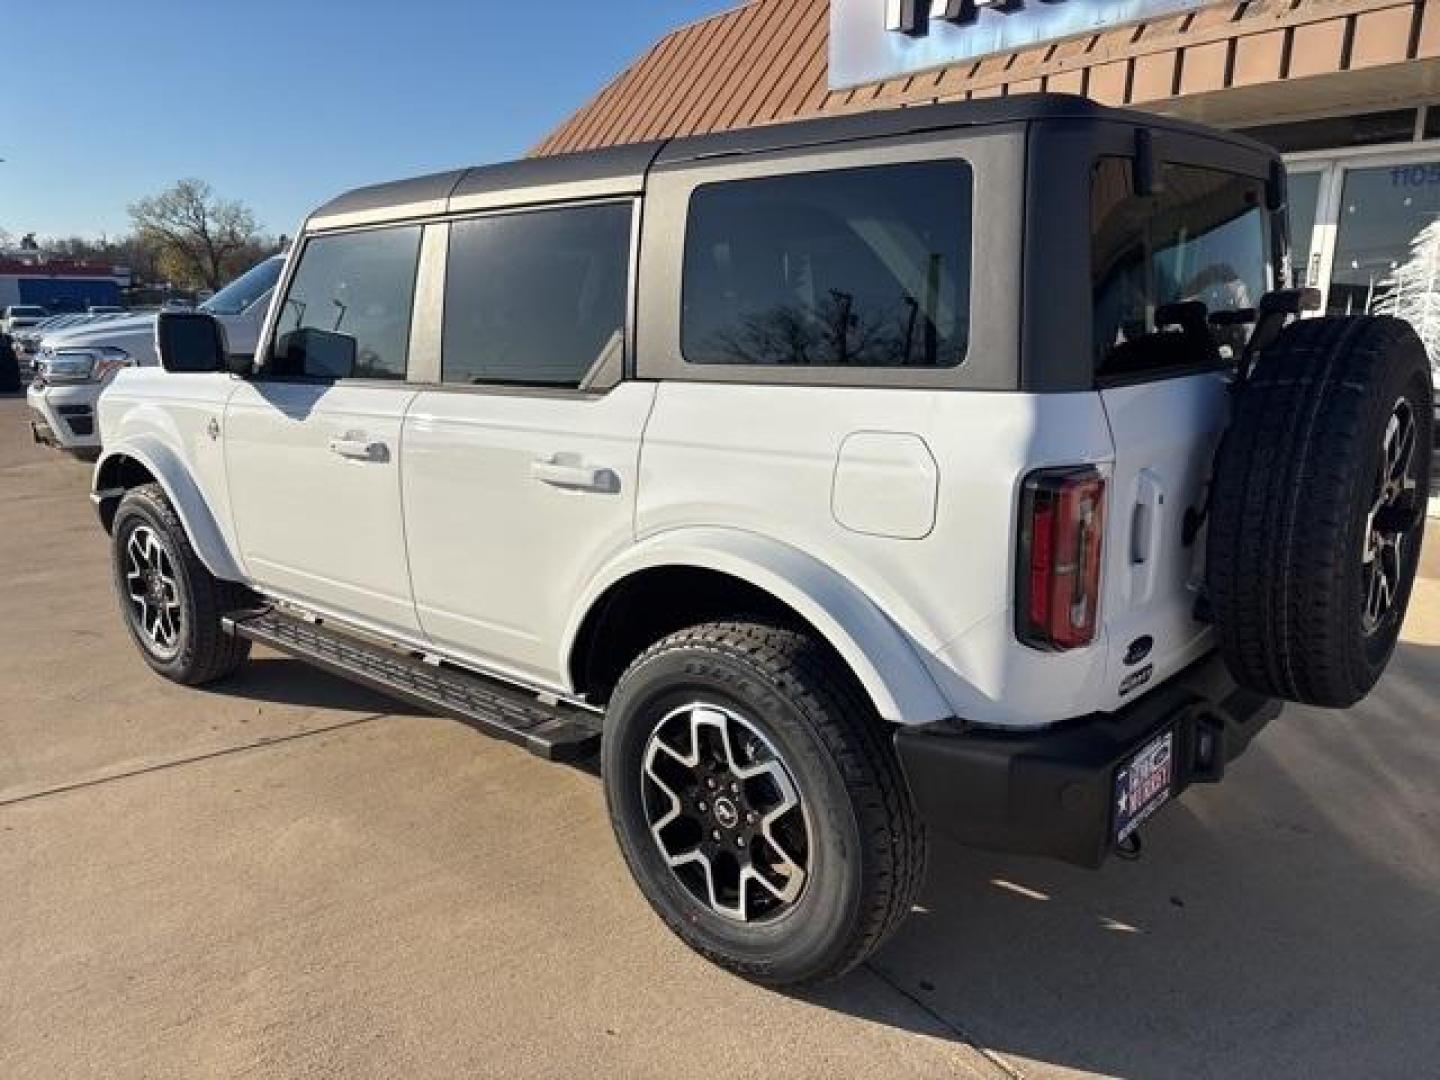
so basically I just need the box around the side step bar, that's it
[223,608,602,762]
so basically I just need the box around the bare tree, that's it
[128,179,259,290]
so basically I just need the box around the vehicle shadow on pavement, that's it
[205,655,428,717]
[803,640,1440,1079]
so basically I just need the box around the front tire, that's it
[111,483,252,685]
[602,621,926,986]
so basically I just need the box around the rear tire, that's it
[111,483,252,685]
[1207,315,1432,707]
[602,621,926,986]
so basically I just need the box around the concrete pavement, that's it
[1,394,1437,1079]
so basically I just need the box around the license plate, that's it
[1114,729,1175,843]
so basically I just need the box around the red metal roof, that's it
[533,0,1440,156]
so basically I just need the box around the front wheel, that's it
[111,483,252,685]
[602,621,926,986]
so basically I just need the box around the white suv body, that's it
[89,97,1431,985]
[27,256,283,456]
[100,366,1143,728]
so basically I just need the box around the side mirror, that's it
[274,328,356,381]
[156,311,228,374]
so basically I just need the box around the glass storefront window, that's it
[1327,162,1440,336]
[1289,172,1322,287]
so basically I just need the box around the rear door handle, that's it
[530,455,619,493]
[328,435,389,463]
[1130,469,1165,603]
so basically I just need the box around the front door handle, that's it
[328,435,389,463]
[530,454,619,493]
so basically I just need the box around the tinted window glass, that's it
[1092,157,1270,380]
[681,162,971,368]
[202,256,283,315]
[442,203,631,387]
[270,227,421,380]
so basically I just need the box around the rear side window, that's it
[681,162,972,368]
[1092,157,1270,381]
[270,226,422,381]
[442,202,632,388]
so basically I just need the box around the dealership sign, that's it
[831,0,1210,88]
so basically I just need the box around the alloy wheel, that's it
[1362,397,1420,636]
[124,524,184,657]
[640,702,811,923]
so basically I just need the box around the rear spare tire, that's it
[1207,315,1432,708]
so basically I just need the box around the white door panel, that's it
[402,383,656,686]
[225,381,420,633]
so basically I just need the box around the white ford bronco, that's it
[93,97,1432,986]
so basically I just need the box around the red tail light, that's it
[1017,467,1106,651]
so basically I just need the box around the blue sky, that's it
[0,0,734,241]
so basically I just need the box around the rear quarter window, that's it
[681,161,972,369]
[1092,157,1271,382]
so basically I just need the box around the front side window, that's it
[442,202,632,387]
[1092,157,1270,380]
[269,226,422,380]
[681,162,972,368]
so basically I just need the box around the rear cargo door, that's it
[1099,373,1228,701]
[1091,156,1274,705]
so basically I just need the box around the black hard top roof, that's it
[307,94,1273,230]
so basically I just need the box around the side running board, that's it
[223,608,602,762]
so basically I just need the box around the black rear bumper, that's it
[894,652,1279,868]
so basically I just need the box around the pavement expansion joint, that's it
[0,711,391,809]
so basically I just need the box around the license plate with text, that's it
[1114,730,1175,843]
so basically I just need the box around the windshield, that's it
[201,257,283,315]
[10,306,46,317]
[1092,157,1271,380]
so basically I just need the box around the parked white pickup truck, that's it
[91,97,1431,986]
[27,256,283,458]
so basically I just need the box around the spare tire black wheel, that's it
[1208,315,1433,708]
